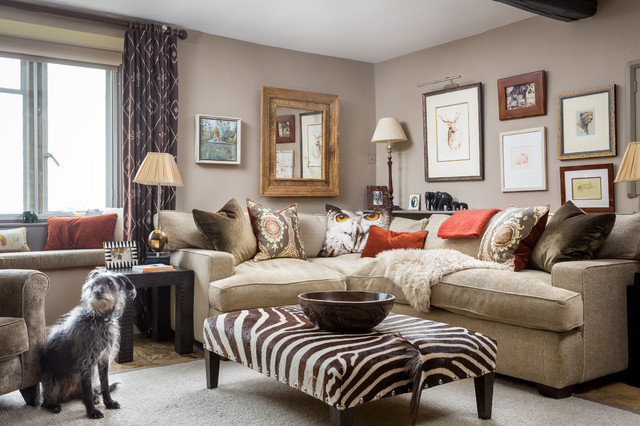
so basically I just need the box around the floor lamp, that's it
[371,117,407,210]
[133,152,183,260]
[614,141,640,212]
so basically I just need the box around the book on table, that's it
[131,263,174,273]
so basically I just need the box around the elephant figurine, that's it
[437,192,453,211]
[22,210,38,223]
[424,192,436,210]
[460,202,468,210]
[451,201,461,211]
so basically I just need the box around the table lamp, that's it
[133,152,183,258]
[371,117,407,209]
[614,141,640,210]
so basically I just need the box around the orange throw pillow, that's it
[437,209,501,239]
[44,214,118,250]
[361,226,428,258]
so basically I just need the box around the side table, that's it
[109,267,194,363]
[628,274,640,387]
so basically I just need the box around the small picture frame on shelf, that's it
[104,241,139,269]
[367,185,389,210]
[408,193,421,210]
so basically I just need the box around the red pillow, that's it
[361,226,428,258]
[437,209,501,239]
[44,214,118,250]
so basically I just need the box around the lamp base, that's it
[144,252,170,265]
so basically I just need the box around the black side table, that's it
[109,267,194,363]
[628,274,640,387]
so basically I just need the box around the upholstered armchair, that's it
[0,270,49,405]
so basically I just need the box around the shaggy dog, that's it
[40,269,136,419]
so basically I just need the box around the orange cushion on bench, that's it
[44,214,118,250]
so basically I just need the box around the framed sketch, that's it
[557,85,615,160]
[275,150,294,178]
[276,115,295,143]
[104,241,138,269]
[422,82,483,182]
[499,127,547,192]
[408,193,421,210]
[497,70,546,120]
[300,111,323,179]
[367,185,389,210]
[559,163,614,212]
[195,115,241,165]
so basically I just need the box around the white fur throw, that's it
[374,249,507,312]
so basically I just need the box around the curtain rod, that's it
[0,0,188,40]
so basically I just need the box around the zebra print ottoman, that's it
[203,305,497,426]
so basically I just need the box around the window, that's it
[0,55,120,218]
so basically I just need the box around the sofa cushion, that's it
[247,200,306,261]
[424,214,482,258]
[298,213,328,258]
[530,201,616,273]
[159,210,208,250]
[389,216,428,233]
[478,205,549,271]
[0,317,29,361]
[209,258,346,312]
[0,227,30,253]
[361,226,428,258]
[192,198,257,265]
[44,214,118,250]
[437,209,501,239]
[595,213,640,260]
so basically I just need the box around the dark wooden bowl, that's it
[298,291,395,332]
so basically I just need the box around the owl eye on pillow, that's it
[317,204,391,257]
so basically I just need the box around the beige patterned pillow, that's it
[0,227,30,252]
[247,199,306,262]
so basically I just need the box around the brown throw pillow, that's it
[529,201,616,273]
[44,214,118,250]
[192,199,257,265]
[247,199,306,262]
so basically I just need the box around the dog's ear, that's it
[86,268,102,282]
[117,275,137,299]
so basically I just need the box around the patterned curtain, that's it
[122,23,179,336]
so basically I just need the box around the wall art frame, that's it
[557,85,616,160]
[275,150,294,178]
[559,163,614,212]
[104,241,139,269]
[408,193,421,210]
[300,111,323,179]
[499,126,547,192]
[276,114,295,143]
[195,114,241,165]
[497,70,546,120]
[422,82,483,182]
[367,185,389,210]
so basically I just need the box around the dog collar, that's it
[90,313,114,331]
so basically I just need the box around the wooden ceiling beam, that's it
[493,0,597,22]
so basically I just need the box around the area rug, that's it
[1,359,639,425]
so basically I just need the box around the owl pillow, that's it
[317,204,391,257]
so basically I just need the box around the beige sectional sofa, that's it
[171,208,638,397]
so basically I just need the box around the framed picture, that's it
[275,150,294,178]
[367,185,389,210]
[195,115,241,165]
[104,241,139,269]
[499,127,547,192]
[408,193,421,210]
[300,111,323,179]
[422,82,483,182]
[559,163,614,212]
[497,70,546,120]
[557,85,615,160]
[276,115,295,143]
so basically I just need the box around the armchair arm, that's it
[551,259,640,381]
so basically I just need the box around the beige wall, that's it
[176,32,376,214]
[373,0,640,213]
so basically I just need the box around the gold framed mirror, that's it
[260,86,340,197]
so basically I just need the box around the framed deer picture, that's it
[422,82,483,182]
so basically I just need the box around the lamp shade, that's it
[371,117,407,144]
[615,141,640,182]
[133,152,184,186]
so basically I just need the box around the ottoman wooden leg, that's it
[329,406,353,426]
[205,350,221,389]
[474,372,494,420]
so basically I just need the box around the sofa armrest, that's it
[551,259,640,382]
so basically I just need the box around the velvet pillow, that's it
[437,209,501,239]
[246,199,306,262]
[529,201,616,273]
[192,198,258,265]
[478,205,549,271]
[0,227,30,252]
[361,226,428,258]
[44,214,118,250]
[317,205,391,257]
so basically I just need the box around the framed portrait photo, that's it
[422,82,483,182]
[559,163,614,212]
[195,115,241,165]
[367,185,389,210]
[408,193,421,210]
[276,115,295,143]
[499,127,547,192]
[557,85,615,160]
[104,241,139,269]
[497,70,546,120]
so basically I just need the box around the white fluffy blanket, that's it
[373,249,507,312]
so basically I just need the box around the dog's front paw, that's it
[105,400,120,409]
[44,403,62,413]
[87,408,104,419]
